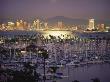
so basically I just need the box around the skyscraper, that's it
[16,20,20,30]
[44,22,48,29]
[33,20,37,30]
[58,21,63,29]
[16,20,24,30]
[97,24,105,32]
[7,22,15,30]
[1,24,6,30]
[23,21,28,30]
[88,19,95,30]
[19,20,24,30]
[36,19,40,29]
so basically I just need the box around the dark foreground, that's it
[0,63,110,82]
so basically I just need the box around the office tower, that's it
[105,26,110,32]
[88,19,95,30]
[1,24,6,30]
[23,21,28,30]
[72,26,78,30]
[32,20,37,30]
[16,20,20,30]
[100,24,105,31]
[7,22,15,30]
[97,24,105,32]
[58,21,63,29]
[36,19,40,29]
[27,23,31,30]
[19,20,24,30]
[44,22,48,29]
[15,20,24,30]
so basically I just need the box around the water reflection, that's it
[56,64,110,82]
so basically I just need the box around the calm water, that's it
[46,63,110,82]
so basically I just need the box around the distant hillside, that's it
[47,16,110,26]
[47,16,88,25]
[0,16,110,26]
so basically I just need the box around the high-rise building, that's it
[105,26,110,32]
[7,22,15,30]
[97,24,105,32]
[44,22,48,29]
[16,20,23,30]
[19,20,24,30]
[1,24,6,30]
[36,19,40,29]
[16,20,20,29]
[23,21,28,30]
[32,19,41,30]
[88,19,95,30]
[100,24,105,30]
[27,23,31,30]
[32,20,37,30]
[58,21,63,29]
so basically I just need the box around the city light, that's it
[0,18,109,32]
[42,30,73,39]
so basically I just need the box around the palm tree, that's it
[38,48,48,82]
[49,66,59,81]
[72,80,80,82]
[91,78,100,82]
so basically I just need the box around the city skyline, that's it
[0,0,110,20]
[0,1,110,82]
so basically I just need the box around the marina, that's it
[0,30,110,82]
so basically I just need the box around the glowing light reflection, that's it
[42,31,73,39]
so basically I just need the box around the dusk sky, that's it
[0,0,110,20]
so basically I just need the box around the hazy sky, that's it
[0,0,110,19]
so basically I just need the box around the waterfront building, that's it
[1,24,6,30]
[33,20,37,30]
[88,19,95,30]
[16,20,20,29]
[7,22,15,30]
[27,23,31,30]
[36,19,40,30]
[23,21,28,30]
[58,21,63,29]
[44,22,48,29]
[16,20,24,30]
[97,24,105,32]
[19,20,24,30]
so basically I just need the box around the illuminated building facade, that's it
[16,20,21,30]
[88,19,95,30]
[36,19,40,29]
[32,19,41,30]
[100,24,105,31]
[7,22,15,30]
[27,23,31,30]
[23,21,28,30]
[97,24,105,32]
[0,18,109,32]
[58,21,63,29]
[33,21,37,29]
[19,20,24,30]
[16,20,20,28]
[44,22,48,29]
[1,24,6,30]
